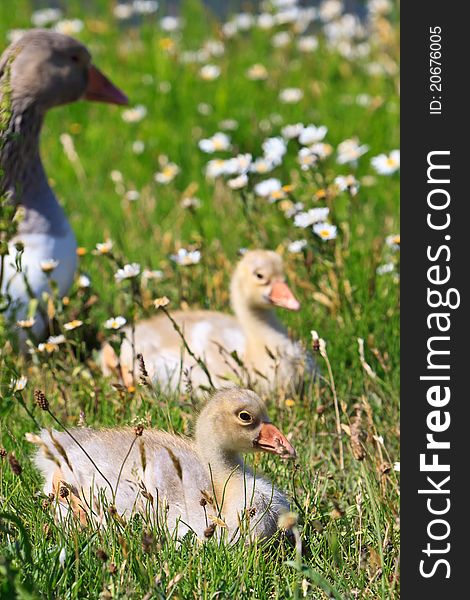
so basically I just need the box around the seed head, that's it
[204,523,216,538]
[8,452,22,476]
[34,389,49,411]
[134,424,144,437]
[59,486,69,499]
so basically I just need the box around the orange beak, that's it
[269,281,300,311]
[84,64,128,105]
[254,422,296,459]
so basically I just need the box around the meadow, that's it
[0,0,400,598]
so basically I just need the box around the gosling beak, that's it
[84,65,128,105]
[268,281,300,311]
[254,422,296,459]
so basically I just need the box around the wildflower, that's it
[124,190,140,202]
[197,102,213,115]
[38,335,66,353]
[368,0,392,16]
[218,119,238,131]
[95,240,113,254]
[198,132,231,153]
[231,153,252,174]
[297,147,318,170]
[254,178,282,198]
[142,269,163,280]
[376,262,395,275]
[104,316,127,330]
[199,64,221,81]
[12,375,28,392]
[281,123,304,139]
[246,64,268,80]
[160,16,181,31]
[53,19,84,35]
[114,3,134,19]
[114,263,141,282]
[279,88,304,104]
[16,318,36,329]
[310,143,333,159]
[31,8,62,27]
[299,125,328,145]
[250,157,276,174]
[258,13,275,29]
[204,40,225,57]
[122,105,147,123]
[76,247,87,257]
[294,207,330,228]
[205,159,228,179]
[319,0,343,22]
[153,296,170,308]
[181,197,201,209]
[133,0,159,14]
[154,162,180,184]
[313,222,338,241]
[63,319,83,331]
[297,35,319,52]
[334,174,360,196]
[235,12,255,30]
[40,259,59,273]
[393,461,400,472]
[288,240,307,253]
[272,31,291,48]
[228,173,249,189]
[386,234,400,251]
[110,170,123,184]
[171,248,201,266]
[336,138,369,165]
[132,140,145,154]
[371,150,400,175]
[262,137,287,165]
[77,274,91,288]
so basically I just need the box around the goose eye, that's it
[70,55,80,63]
[238,411,253,423]
[254,272,264,281]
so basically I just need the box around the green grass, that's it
[1,1,400,598]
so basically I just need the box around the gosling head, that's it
[196,388,296,459]
[1,29,128,112]
[230,250,300,313]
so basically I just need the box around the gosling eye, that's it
[238,411,253,424]
[254,271,265,282]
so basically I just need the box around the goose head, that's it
[230,250,300,314]
[0,29,128,113]
[195,388,296,460]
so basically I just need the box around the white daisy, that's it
[294,207,330,228]
[313,222,338,240]
[254,178,282,198]
[336,138,369,165]
[279,87,304,104]
[104,316,127,330]
[115,263,141,282]
[299,125,328,145]
[198,132,232,153]
[288,240,308,253]
[371,150,400,175]
[170,249,201,266]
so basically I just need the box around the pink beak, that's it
[84,64,128,105]
[269,281,300,311]
[254,422,296,459]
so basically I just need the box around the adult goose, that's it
[0,29,127,340]
[103,250,315,394]
[34,388,296,541]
